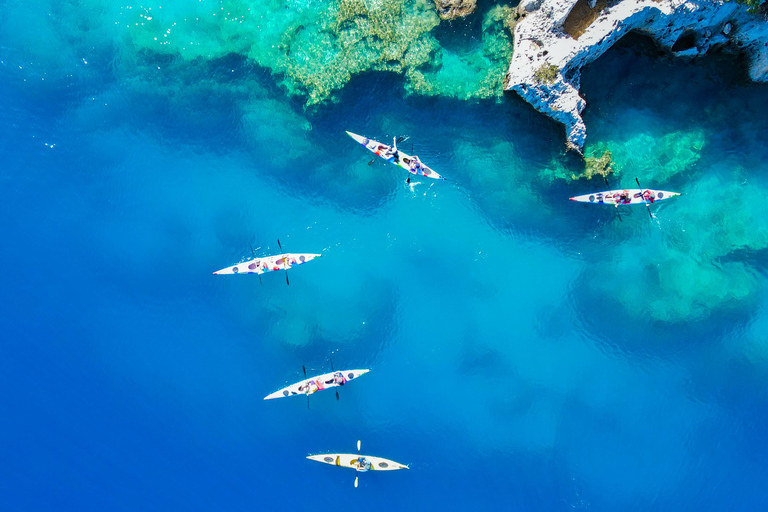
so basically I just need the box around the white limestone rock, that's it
[505,0,768,152]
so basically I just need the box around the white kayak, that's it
[213,253,321,275]
[307,453,408,472]
[346,131,444,180]
[570,189,680,205]
[264,369,370,400]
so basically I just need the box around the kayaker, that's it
[355,456,371,472]
[406,155,423,185]
[332,371,346,386]
[642,189,655,203]
[409,155,423,174]
[299,380,319,395]
[614,190,630,207]
[391,137,401,162]
[381,145,397,161]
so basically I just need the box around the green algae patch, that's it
[533,63,559,85]
[120,0,516,105]
[537,143,615,183]
[577,146,615,180]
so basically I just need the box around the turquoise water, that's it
[2,3,768,510]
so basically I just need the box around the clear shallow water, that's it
[2,6,768,511]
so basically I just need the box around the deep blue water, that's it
[2,10,768,512]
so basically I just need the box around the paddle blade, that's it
[336,390,340,401]
[303,365,307,377]
[354,476,359,488]
[277,239,283,251]
[357,440,361,452]
[285,272,290,285]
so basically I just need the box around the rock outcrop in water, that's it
[506,0,768,152]
[434,0,477,20]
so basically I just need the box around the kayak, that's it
[307,453,408,472]
[264,369,370,400]
[213,253,321,275]
[570,189,680,205]
[346,131,444,180]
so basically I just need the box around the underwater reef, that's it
[118,0,517,104]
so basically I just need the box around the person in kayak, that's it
[299,379,320,395]
[403,155,424,185]
[642,189,655,203]
[391,137,401,162]
[614,190,630,207]
[375,144,396,161]
[355,456,372,472]
[409,155,423,174]
[379,144,397,162]
[277,256,294,269]
[320,371,346,386]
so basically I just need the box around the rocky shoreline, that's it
[505,0,768,152]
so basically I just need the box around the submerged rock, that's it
[434,0,477,20]
[579,148,614,180]
[506,0,768,152]
[519,0,543,13]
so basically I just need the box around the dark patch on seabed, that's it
[583,31,754,89]
[573,268,759,358]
